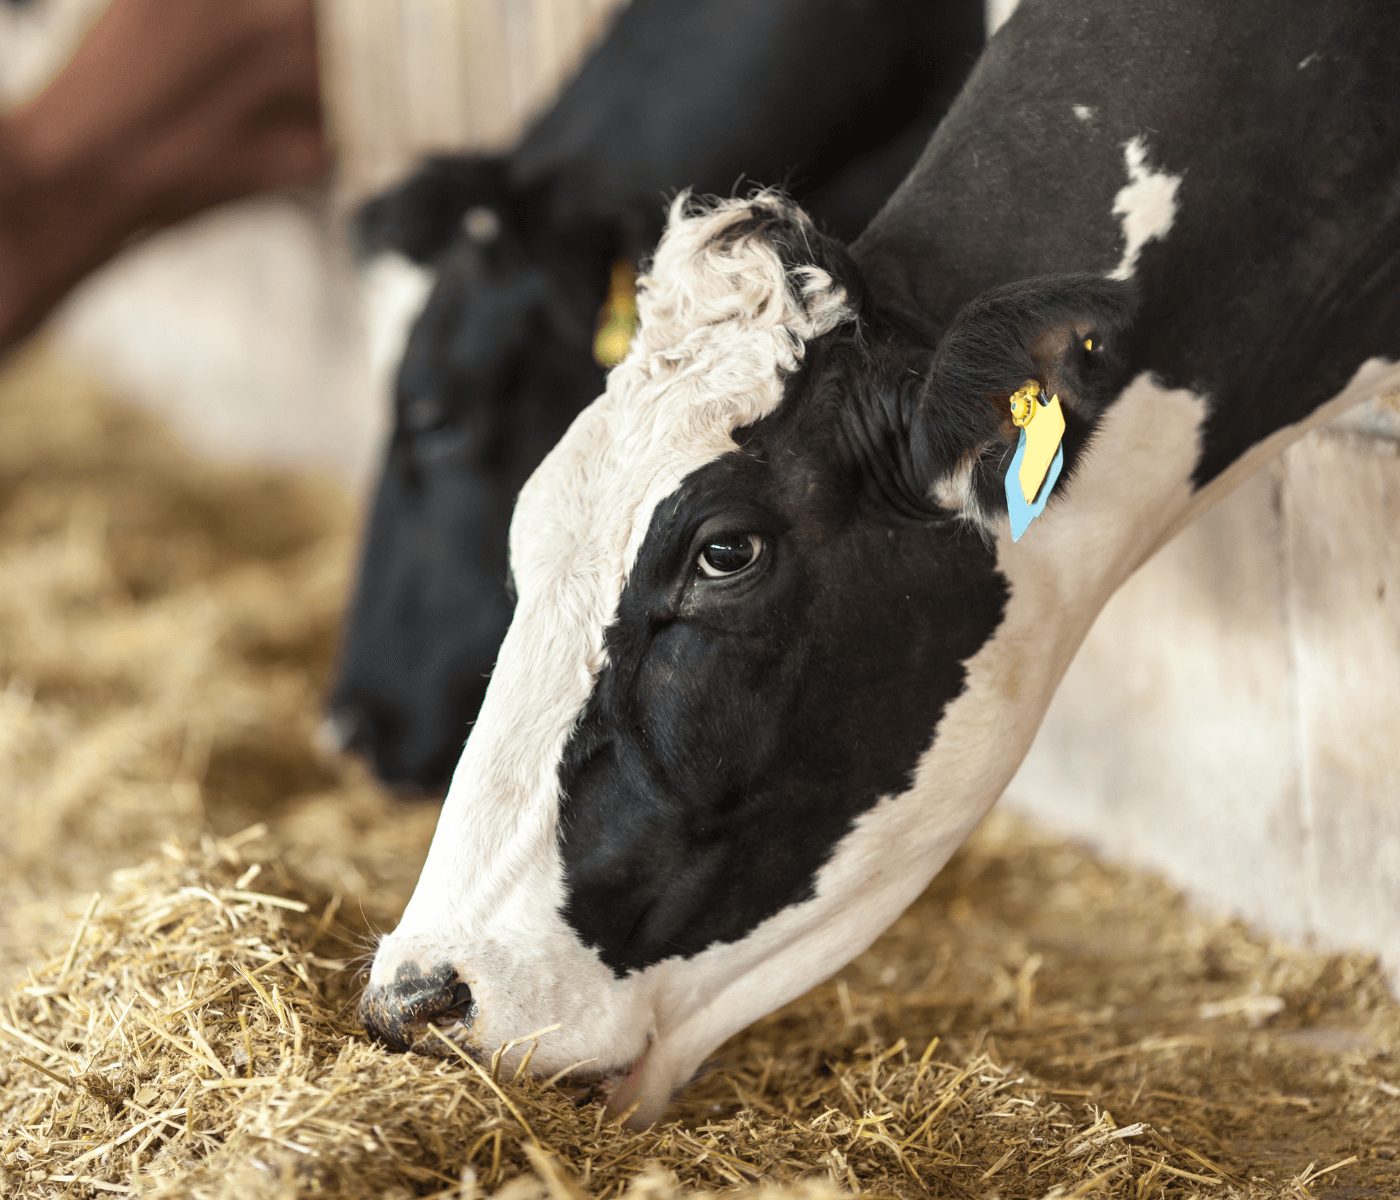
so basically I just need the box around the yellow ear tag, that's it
[593,259,639,368]
[1010,379,1066,503]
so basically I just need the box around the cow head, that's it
[361,193,1132,1121]
[326,155,626,788]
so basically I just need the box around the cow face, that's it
[327,156,614,789]
[361,194,1132,1121]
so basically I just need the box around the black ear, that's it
[910,274,1136,516]
[354,155,514,264]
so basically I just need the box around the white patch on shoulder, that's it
[358,252,433,402]
[1072,104,1096,123]
[371,192,852,1087]
[1109,136,1182,281]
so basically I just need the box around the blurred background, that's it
[0,0,624,480]
[0,0,1396,989]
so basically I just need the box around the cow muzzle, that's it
[359,961,476,1052]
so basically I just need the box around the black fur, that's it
[355,157,516,265]
[549,231,1130,972]
[331,214,604,785]
[852,0,1400,493]
[913,274,1136,514]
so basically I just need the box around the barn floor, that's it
[1,348,1397,1200]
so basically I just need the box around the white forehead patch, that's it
[512,191,853,596]
[1072,103,1096,123]
[1110,136,1182,281]
[358,251,433,401]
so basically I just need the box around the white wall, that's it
[48,196,384,482]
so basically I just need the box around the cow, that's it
[324,0,985,789]
[360,0,1400,1126]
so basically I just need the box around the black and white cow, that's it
[325,0,985,789]
[361,0,1400,1124]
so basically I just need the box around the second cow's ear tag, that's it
[593,259,640,368]
[1005,380,1067,541]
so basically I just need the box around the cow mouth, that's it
[406,1023,658,1122]
[556,1038,655,1121]
[599,1040,653,1111]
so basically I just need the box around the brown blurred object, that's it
[0,0,329,355]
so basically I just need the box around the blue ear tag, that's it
[1005,429,1064,541]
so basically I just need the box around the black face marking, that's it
[557,333,1009,975]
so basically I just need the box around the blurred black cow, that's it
[326,0,985,790]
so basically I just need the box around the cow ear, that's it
[909,274,1136,524]
[354,155,514,264]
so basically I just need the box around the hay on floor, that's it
[1,348,1398,1199]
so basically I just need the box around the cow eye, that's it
[697,532,764,578]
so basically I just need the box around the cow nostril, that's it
[360,965,474,1051]
[438,981,474,1025]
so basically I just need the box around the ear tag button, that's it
[1005,380,1066,541]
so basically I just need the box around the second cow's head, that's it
[362,193,1132,1122]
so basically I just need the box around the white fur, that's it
[359,252,433,405]
[985,0,1022,36]
[1072,104,1096,123]
[1110,137,1182,281]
